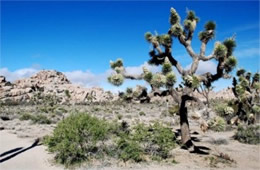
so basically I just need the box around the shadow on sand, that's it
[175,129,211,155]
[0,138,41,163]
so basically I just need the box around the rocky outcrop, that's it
[0,70,116,104]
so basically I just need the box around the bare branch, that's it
[178,33,197,59]
[121,69,144,80]
[199,54,215,61]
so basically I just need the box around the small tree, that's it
[108,8,237,147]
[197,84,214,107]
[231,69,260,124]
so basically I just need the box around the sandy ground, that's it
[0,104,260,170]
[0,130,62,170]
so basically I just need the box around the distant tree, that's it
[197,84,214,107]
[108,8,237,148]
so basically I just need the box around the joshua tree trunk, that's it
[179,95,194,147]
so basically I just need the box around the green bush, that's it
[20,113,34,121]
[33,114,52,124]
[117,135,143,162]
[132,122,176,159]
[234,125,260,144]
[20,113,52,124]
[44,113,177,166]
[139,111,146,116]
[44,112,109,166]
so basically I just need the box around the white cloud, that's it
[0,62,158,90]
[125,62,160,76]
[235,47,259,58]
[0,61,218,92]
[185,60,217,75]
[63,70,112,87]
[0,67,39,82]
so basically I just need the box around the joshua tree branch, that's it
[122,70,144,80]
[199,54,215,61]
[178,33,197,59]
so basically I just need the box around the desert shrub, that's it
[64,90,71,98]
[212,100,228,116]
[44,112,109,166]
[208,116,226,132]
[20,113,34,121]
[139,111,146,116]
[20,113,52,124]
[111,122,176,162]
[132,122,176,160]
[33,114,52,124]
[233,125,260,144]
[116,135,143,162]
[168,105,179,116]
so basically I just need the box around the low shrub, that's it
[168,105,179,116]
[20,113,52,124]
[44,112,109,166]
[233,125,260,144]
[139,111,146,116]
[44,113,177,166]
[132,122,176,160]
[116,135,143,162]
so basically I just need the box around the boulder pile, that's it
[0,70,115,104]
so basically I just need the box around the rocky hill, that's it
[0,70,115,104]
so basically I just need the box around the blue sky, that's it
[1,1,259,91]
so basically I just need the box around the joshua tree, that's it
[197,84,214,107]
[231,69,260,124]
[108,8,237,148]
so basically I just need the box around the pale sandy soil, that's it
[0,104,260,170]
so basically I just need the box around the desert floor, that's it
[0,103,259,170]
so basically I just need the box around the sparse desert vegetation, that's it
[0,3,259,170]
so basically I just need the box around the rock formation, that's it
[0,70,115,104]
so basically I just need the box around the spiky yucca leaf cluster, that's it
[126,87,133,94]
[108,73,124,86]
[223,38,236,57]
[183,75,200,88]
[204,21,216,31]
[142,67,153,83]
[170,23,183,37]
[224,106,234,115]
[214,42,227,59]
[162,57,172,74]
[151,73,166,88]
[253,73,260,83]
[143,58,176,89]
[224,56,237,73]
[183,10,199,32]
[157,34,172,46]
[236,68,246,77]
[166,72,176,88]
[198,21,216,42]
[110,59,123,69]
[145,32,153,42]
[208,116,226,132]
[169,7,180,25]
[184,19,197,32]
[186,10,199,22]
